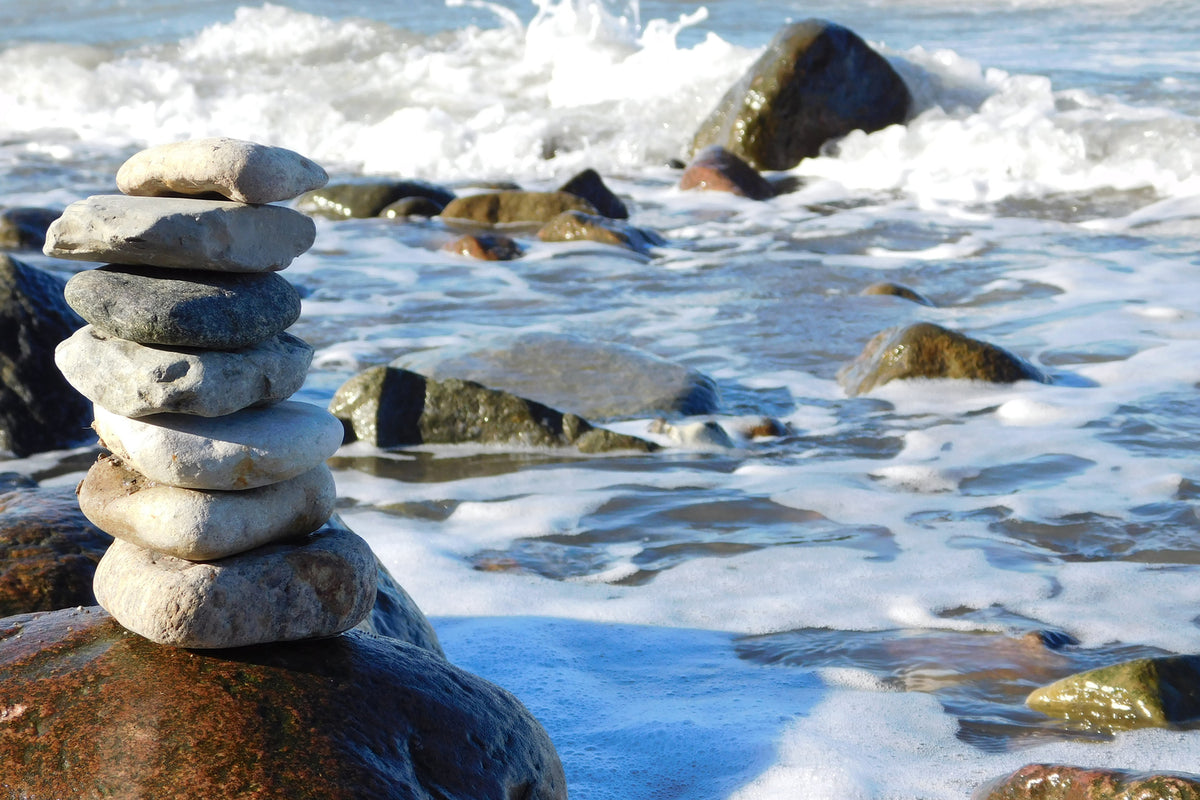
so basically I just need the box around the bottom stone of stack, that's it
[93,516,377,648]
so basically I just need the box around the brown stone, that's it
[972,764,1200,800]
[440,191,597,226]
[0,606,566,800]
[537,210,664,254]
[861,281,934,306]
[442,233,524,261]
[679,146,775,200]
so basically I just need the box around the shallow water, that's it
[3,0,1200,796]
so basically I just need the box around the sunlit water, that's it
[2,0,1200,796]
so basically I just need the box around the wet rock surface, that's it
[298,179,457,218]
[440,190,598,226]
[537,210,665,254]
[972,764,1200,800]
[679,145,776,200]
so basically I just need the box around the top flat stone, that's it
[44,195,316,273]
[116,137,328,205]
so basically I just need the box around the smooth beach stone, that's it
[55,326,313,418]
[64,265,301,350]
[92,401,343,491]
[557,168,628,219]
[679,145,775,200]
[972,764,1200,800]
[78,456,335,561]
[116,137,328,204]
[0,607,566,800]
[92,518,377,648]
[297,179,456,219]
[537,210,665,255]
[44,195,316,272]
[439,191,598,226]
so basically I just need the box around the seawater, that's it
[2,0,1200,797]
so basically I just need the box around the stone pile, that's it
[45,137,377,649]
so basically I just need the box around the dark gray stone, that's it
[64,265,301,350]
[357,557,445,658]
[557,168,628,219]
[0,254,92,457]
[0,207,61,251]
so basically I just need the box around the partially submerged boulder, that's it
[443,233,524,261]
[1026,655,1200,732]
[0,207,60,251]
[0,254,92,457]
[537,210,665,254]
[690,19,912,170]
[972,764,1200,800]
[440,191,597,227]
[679,146,775,200]
[329,366,658,453]
[0,607,566,800]
[557,168,629,219]
[838,322,1048,396]
[395,332,720,419]
[861,281,934,306]
[298,179,456,219]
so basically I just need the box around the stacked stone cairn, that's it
[44,138,377,648]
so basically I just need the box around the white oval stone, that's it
[56,326,313,418]
[116,137,328,205]
[92,401,344,490]
[43,195,316,272]
[79,456,336,561]
[93,517,377,649]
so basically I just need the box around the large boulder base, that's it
[440,191,598,227]
[973,764,1200,800]
[690,19,912,170]
[838,322,1048,396]
[0,607,566,800]
[0,254,92,457]
[1026,655,1200,732]
[396,332,720,420]
[329,365,657,453]
[0,482,110,618]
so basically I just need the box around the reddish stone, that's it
[442,233,524,261]
[973,764,1200,800]
[679,146,775,200]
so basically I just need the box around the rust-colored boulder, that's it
[0,607,566,800]
[679,146,775,200]
[972,764,1200,800]
[689,19,911,170]
[838,322,1048,396]
[442,233,524,261]
[440,191,597,226]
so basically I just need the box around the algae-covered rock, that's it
[298,179,456,219]
[0,607,566,800]
[537,210,665,254]
[1025,655,1200,731]
[440,191,597,226]
[972,764,1200,800]
[689,19,911,170]
[838,322,1048,396]
[329,366,657,453]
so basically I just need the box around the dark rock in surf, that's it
[0,483,111,618]
[1025,655,1200,732]
[395,332,721,420]
[329,366,658,453]
[0,254,92,457]
[0,607,566,800]
[537,210,665,254]
[297,179,457,219]
[381,196,447,218]
[64,264,301,350]
[861,281,934,306]
[972,764,1200,800]
[557,168,629,219]
[439,191,597,227]
[442,233,524,261]
[0,207,61,251]
[838,322,1048,396]
[689,19,912,170]
[679,146,775,200]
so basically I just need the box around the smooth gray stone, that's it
[64,265,301,350]
[92,516,377,648]
[55,326,313,418]
[43,194,315,272]
[92,401,344,491]
[78,456,336,561]
[116,137,328,205]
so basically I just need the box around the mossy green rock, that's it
[440,191,597,226]
[297,180,456,219]
[838,322,1048,396]
[0,607,566,800]
[973,764,1200,800]
[329,366,657,453]
[689,19,911,170]
[1025,655,1200,731]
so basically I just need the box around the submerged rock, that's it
[0,254,92,457]
[382,195,447,218]
[861,281,935,306]
[838,322,1048,396]
[443,232,524,261]
[298,179,456,219]
[972,764,1200,800]
[537,210,665,254]
[329,365,658,453]
[0,606,567,800]
[395,332,721,419]
[679,146,775,200]
[440,191,597,226]
[557,168,629,219]
[0,483,110,618]
[1025,655,1200,731]
[0,206,60,251]
[689,19,912,170]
